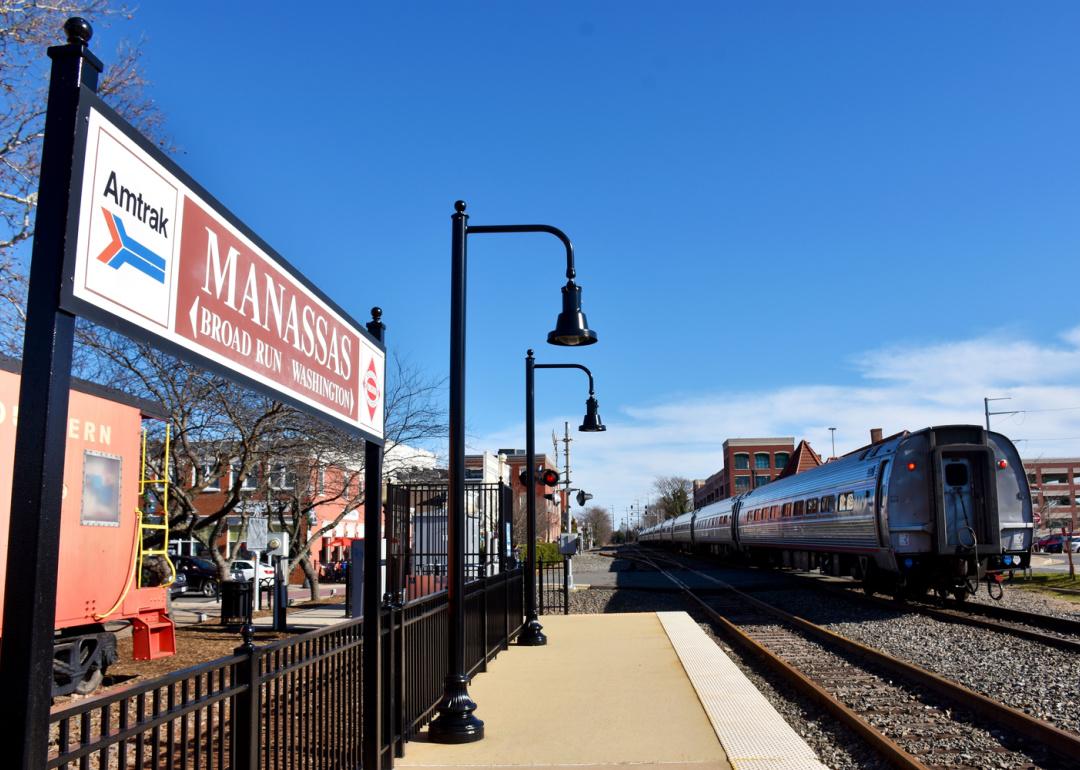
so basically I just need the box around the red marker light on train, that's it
[998,459,1008,469]
[907,462,917,471]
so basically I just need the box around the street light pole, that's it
[829,427,837,460]
[428,202,598,744]
[523,352,606,645]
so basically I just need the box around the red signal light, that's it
[540,469,560,487]
[998,459,1008,469]
[907,462,917,472]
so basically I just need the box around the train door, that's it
[942,459,977,548]
[874,459,891,547]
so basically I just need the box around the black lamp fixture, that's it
[429,202,600,745]
[580,396,605,432]
[523,354,607,646]
[548,281,597,346]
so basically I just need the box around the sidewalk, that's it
[399,612,731,770]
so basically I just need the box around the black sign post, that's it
[0,19,389,770]
[362,310,385,769]
[0,20,100,770]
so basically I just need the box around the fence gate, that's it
[537,556,570,615]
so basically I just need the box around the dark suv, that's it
[173,556,221,597]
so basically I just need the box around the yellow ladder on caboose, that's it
[137,424,176,588]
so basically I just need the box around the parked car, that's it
[1036,534,1078,553]
[1071,536,1080,553]
[173,556,222,597]
[230,559,276,584]
[169,569,188,598]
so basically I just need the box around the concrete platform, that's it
[400,612,825,770]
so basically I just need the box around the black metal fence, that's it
[386,483,512,601]
[48,566,524,769]
[48,481,523,768]
[537,557,569,615]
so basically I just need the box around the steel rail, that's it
[802,578,1080,654]
[637,547,1080,766]
[622,550,926,770]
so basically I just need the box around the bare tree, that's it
[652,476,693,519]
[581,505,612,546]
[81,327,446,595]
[0,2,169,354]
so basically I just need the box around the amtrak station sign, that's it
[64,91,384,442]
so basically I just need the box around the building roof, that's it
[723,437,794,449]
[775,439,823,480]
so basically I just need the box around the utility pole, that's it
[984,396,1020,430]
[829,427,837,460]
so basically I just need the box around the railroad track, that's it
[805,577,1080,655]
[621,547,1080,770]
[638,547,1080,655]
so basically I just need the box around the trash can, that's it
[220,579,253,625]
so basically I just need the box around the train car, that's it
[0,361,176,695]
[671,511,694,545]
[690,496,739,555]
[645,426,1032,601]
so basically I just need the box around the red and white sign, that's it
[70,105,384,440]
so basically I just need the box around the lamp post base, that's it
[518,619,547,646]
[427,675,484,744]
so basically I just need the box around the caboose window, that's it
[81,451,122,527]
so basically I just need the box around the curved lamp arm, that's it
[467,224,576,281]
[534,362,595,395]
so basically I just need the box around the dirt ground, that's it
[52,595,347,710]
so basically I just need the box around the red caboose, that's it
[0,360,176,694]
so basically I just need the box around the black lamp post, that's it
[521,351,605,646]
[427,202,597,744]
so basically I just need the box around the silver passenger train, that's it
[640,426,1033,600]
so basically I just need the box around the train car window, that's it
[793,500,804,516]
[839,491,854,512]
[782,502,790,517]
[807,498,818,514]
[81,451,122,527]
[945,463,968,487]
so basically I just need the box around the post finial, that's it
[454,200,467,213]
[527,349,534,358]
[63,17,92,45]
[370,306,382,323]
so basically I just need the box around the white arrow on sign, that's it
[188,295,200,338]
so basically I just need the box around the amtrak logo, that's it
[365,358,380,420]
[95,208,167,283]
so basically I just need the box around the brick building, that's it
[1023,457,1080,534]
[498,448,564,542]
[693,437,796,509]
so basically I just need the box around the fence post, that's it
[563,555,570,615]
[232,622,261,770]
[481,578,489,670]
[538,560,545,616]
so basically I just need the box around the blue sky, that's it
[84,2,1080,521]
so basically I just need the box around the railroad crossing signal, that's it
[519,467,561,487]
[576,490,593,507]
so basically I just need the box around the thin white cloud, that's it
[473,327,1080,522]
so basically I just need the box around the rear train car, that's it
[646,425,1032,600]
[0,362,176,694]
